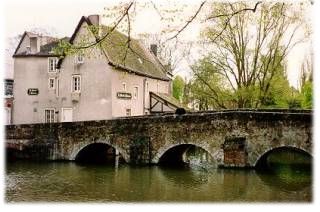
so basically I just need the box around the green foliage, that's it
[188,57,234,109]
[287,98,302,109]
[192,2,307,109]
[172,76,185,101]
[300,81,313,109]
[260,70,293,108]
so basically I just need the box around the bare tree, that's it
[197,1,308,108]
[137,33,193,73]
[55,0,266,65]
[300,46,313,89]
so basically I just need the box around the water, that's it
[5,161,311,202]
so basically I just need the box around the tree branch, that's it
[206,1,262,21]
[72,2,134,50]
[166,1,206,41]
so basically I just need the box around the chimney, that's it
[150,44,157,57]
[30,37,39,54]
[88,14,100,26]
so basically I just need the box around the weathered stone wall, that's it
[5,110,312,167]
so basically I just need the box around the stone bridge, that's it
[5,109,312,168]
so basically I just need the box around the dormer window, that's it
[26,46,31,54]
[48,57,58,72]
[75,53,84,64]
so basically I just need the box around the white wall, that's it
[59,21,113,122]
[13,57,59,124]
[12,21,171,123]
[111,70,170,117]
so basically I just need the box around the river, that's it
[5,161,311,202]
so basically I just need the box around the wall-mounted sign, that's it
[117,92,132,99]
[27,88,39,95]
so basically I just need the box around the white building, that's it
[4,79,14,124]
[12,15,183,124]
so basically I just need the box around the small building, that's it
[4,79,14,124]
[12,15,180,124]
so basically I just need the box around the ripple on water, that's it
[5,161,312,202]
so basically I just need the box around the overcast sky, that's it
[3,0,313,88]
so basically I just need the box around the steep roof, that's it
[58,16,170,81]
[39,37,69,55]
[99,26,170,81]
[13,31,68,57]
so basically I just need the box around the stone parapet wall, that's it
[5,110,312,167]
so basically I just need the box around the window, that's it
[72,75,81,92]
[122,82,126,91]
[48,78,55,89]
[76,53,84,64]
[26,46,31,54]
[146,81,149,92]
[45,109,55,123]
[134,86,138,99]
[48,57,58,72]
[126,108,131,116]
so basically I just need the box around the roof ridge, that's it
[57,15,170,81]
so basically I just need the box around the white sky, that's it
[2,0,313,88]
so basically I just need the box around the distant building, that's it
[4,79,14,124]
[12,15,181,124]
[188,99,200,111]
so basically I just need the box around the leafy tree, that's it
[301,81,312,109]
[258,51,293,108]
[299,51,313,109]
[197,2,308,108]
[172,76,185,101]
[189,57,234,109]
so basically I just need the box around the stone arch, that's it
[69,139,129,163]
[152,142,222,165]
[253,145,312,167]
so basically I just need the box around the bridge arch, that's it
[69,139,129,163]
[152,142,222,165]
[253,145,312,167]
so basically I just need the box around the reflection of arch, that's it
[158,165,209,186]
[253,145,312,167]
[70,139,129,163]
[256,169,312,192]
[6,147,21,162]
[152,142,218,164]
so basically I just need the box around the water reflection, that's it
[256,166,312,192]
[5,161,312,202]
[159,144,215,168]
[255,147,312,192]
[158,166,210,186]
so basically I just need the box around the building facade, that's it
[12,15,180,124]
[4,79,14,124]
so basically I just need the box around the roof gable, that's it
[13,31,28,55]
[58,16,170,81]
[13,31,62,57]
[68,16,94,45]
